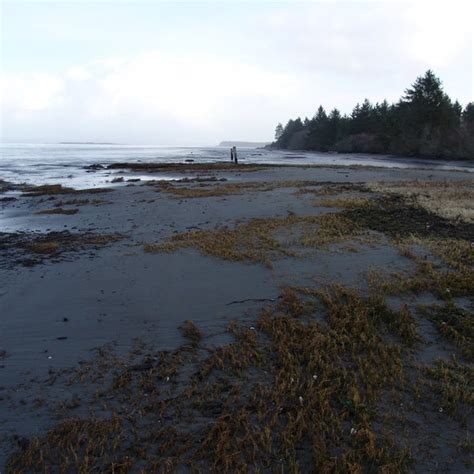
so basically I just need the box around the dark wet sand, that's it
[0,164,472,470]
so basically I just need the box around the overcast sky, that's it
[1,0,472,145]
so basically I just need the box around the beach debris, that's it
[226,298,276,306]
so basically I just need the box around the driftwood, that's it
[226,298,275,306]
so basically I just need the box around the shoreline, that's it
[1,164,473,471]
[265,145,474,163]
[1,145,473,193]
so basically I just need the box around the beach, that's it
[1,162,473,471]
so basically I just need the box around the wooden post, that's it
[230,148,234,162]
[232,146,238,164]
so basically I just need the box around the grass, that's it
[35,207,79,215]
[155,180,268,198]
[298,213,362,247]
[144,213,364,268]
[368,180,474,223]
[295,183,370,197]
[8,417,130,471]
[20,232,122,256]
[6,176,474,471]
[366,234,474,301]
[8,284,420,472]
[154,180,323,198]
[312,196,376,209]
[366,263,473,301]
[342,194,474,241]
[399,235,474,270]
[423,359,474,415]
[418,303,474,361]
[179,320,203,348]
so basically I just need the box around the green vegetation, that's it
[272,71,474,159]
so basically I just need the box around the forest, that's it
[271,71,474,160]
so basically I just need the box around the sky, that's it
[0,0,473,145]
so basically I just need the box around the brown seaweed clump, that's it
[144,213,364,268]
[10,285,463,472]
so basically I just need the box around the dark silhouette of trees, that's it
[274,123,284,141]
[463,103,474,127]
[271,71,473,159]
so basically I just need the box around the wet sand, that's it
[1,164,473,471]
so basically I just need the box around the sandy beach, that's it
[1,163,473,471]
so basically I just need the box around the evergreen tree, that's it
[463,103,474,125]
[276,118,305,148]
[327,109,342,145]
[274,123,284,141]
[307,106,330,150]
[402,70,456,131]
[350,101,374,134]
[270,71,472,159]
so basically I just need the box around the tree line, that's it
[271,71,474,160]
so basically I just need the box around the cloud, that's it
[1,51,302,143]
[1,1,471,144]
[66,66,92,82]
[405,1,473,67]
[2,73,65,112]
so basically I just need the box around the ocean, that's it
[1,143,472,190]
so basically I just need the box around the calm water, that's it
[0,143,472,189]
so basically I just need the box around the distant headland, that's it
[59,142,122,145]
[218,141,270,148]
